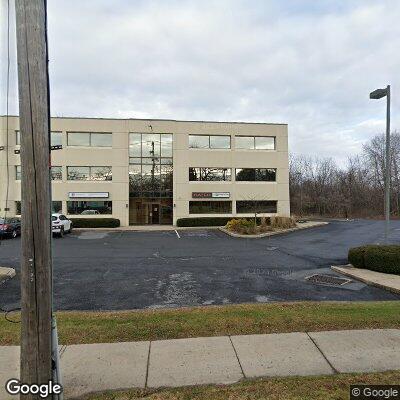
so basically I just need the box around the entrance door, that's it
[151,204,159,224]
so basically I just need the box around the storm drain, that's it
[305,274,352,286]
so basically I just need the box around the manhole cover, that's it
[305,274,352,286]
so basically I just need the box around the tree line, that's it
[289,132,400,218]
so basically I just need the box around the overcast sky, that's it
[1,0,399,163]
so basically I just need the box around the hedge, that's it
[176,217,263,227]
[348,245,400,275]
[70,218,120,228]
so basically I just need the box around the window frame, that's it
[236,200,278,214]
[15,165,21,180]
[50,131,63,147]
[67,132,112,147]
[235,168,277,182]
[67,166,112,181]
[189,200,232,214]
[51,166,63,181]
[189,167,232,182]
[235,135,276,150]
[189,134,231,150]
[66,200,113,215]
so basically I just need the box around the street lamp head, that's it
[370,88,388,99]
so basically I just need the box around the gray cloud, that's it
[1,0,399,163]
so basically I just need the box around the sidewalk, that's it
[1,329,399,399]
[73,225,220,232]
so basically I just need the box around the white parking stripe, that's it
[175,229,181,239]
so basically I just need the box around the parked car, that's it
[0,217,21,239]
[52,213,72,237]
[81,210,100,215]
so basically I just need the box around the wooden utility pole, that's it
[15,0,53,395]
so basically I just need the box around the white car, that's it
[52,213,72,237]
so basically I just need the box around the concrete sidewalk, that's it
[332,264,400,295]
[1,329,400,399]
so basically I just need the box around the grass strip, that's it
[0,301,399,345]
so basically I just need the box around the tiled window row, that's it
[14,166,112,181]
[189,200,278,214]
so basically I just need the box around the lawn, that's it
[1,301,399,345]
[82,371,400,400]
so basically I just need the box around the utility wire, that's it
[0,0,20,325]
[0,306,21,324]
[1,0,11,243]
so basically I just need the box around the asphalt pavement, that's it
[0,219,399,310]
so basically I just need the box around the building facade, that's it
[0,116,290,226]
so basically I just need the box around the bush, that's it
[176,217,233,227]
[348,246,369,268]
[348,245,400,275]
[270,216,297,229]
[226,218,257,234]
[70,218,120,228]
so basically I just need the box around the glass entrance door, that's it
[129,198,173,225]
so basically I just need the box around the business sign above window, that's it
[68,192,109,199]
[192,192,230,199]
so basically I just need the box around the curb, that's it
[73,226,220,233]
[219,222,329,239]
[331,265,400,295]
[0,267,16,283]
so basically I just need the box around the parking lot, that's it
[0,219,399,310]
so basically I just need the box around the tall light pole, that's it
[370,85,391,243]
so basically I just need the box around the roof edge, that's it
[0,115,288,126]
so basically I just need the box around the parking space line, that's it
[175,230,181,239]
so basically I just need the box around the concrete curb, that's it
[73,226,220,232]
[0,267,16,283]
[331,264,400,295]
[219,221,329,239]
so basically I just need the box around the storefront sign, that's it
[192,192,230,199]
[68,192,109,199]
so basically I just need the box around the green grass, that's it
[1,301,399,345]
[82,371,400,400]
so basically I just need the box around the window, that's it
[67,166,112,181]
[129,133,172,159]
[210,135,230,149]
[189,135,231,149]
[16,200,62,214]
[52,201,62,213]
[67,201,112,215]
[129,133,173,198]
[67,132,112,147]
[91,166,112,181]
[51,131,62,147]
[236,200,277,214]
[16,131,62,146]
[189,167,231,181]
[235,136,275,150]
[255,136,275,150]
[15,166,21,180]
[189,201,232,214]
[235,168,276,182]
[91,133,111,147]
[51,166,62,180]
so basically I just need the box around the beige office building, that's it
[0,116,290,226]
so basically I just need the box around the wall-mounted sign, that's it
[192,192,230,199]
[68,192,109,199]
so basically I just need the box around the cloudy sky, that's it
[1,0,399,163]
